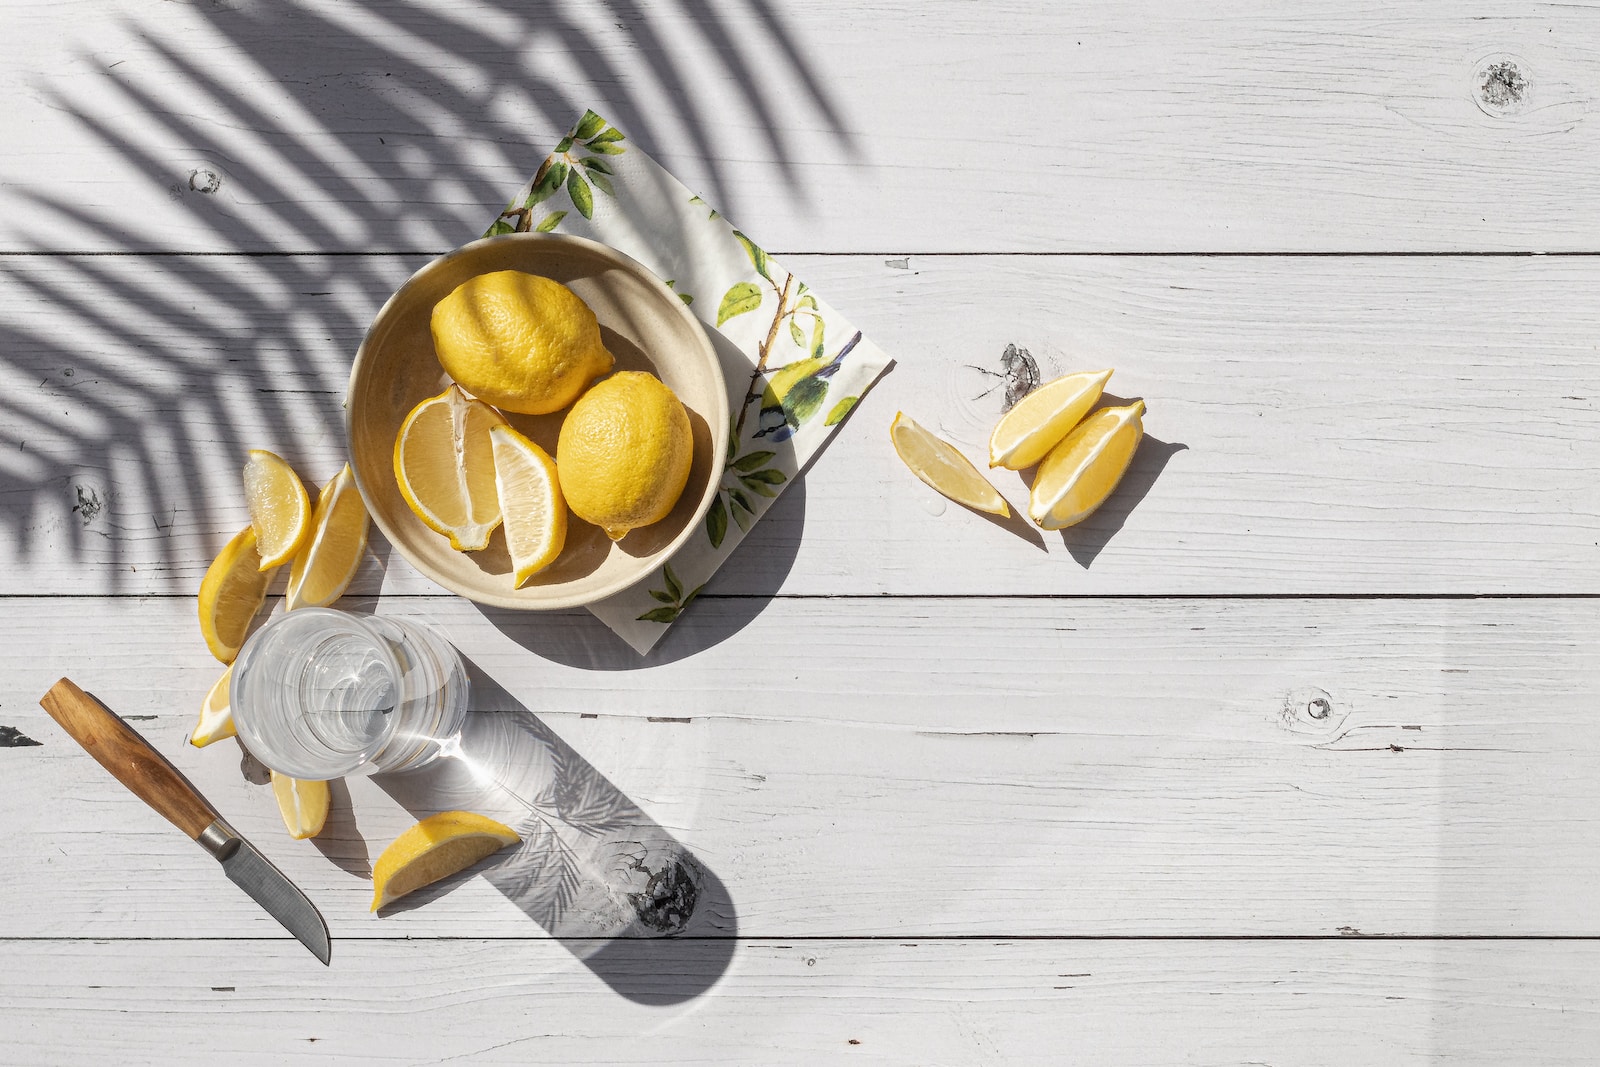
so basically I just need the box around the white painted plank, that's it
[3,595,1598,939]
[1,939,1594,1065]
[2,253,1597,594]
[2,1,1599,253]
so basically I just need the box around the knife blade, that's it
[39,677,331,965]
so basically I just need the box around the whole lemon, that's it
[430,270,614,415]
[557,372,694,541]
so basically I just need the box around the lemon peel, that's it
[556,372,693,541]
[431,270,614,415]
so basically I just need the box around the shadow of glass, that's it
[3,0,855,584]
[377,659,737,1004]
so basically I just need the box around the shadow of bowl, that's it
[478,471,806,668]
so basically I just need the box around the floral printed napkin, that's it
[484,110,892,654]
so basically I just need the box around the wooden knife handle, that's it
[40,677,220,840]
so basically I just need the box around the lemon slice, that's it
[270,771,330,839]
[1028,401,1146,530]
[890,412,1010,517]
[393,385,507,551]
[489,425,567,586]
[371,811,520,912]
[285,464,370,610]
[988,368,1112,470]
[197,525,274,663]
[190,666,236,747]
[243,450,313,569]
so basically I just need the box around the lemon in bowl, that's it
[346,233,728,611]
[558,371,694,541]
[430,270,614,415]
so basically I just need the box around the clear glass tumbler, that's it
[230,608,468,780]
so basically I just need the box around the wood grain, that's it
[2,253,1597,595]
[0,939,1594,1065]
[4,594,1597,940]
[2,2,1598,254]
[4,0,1596,1051]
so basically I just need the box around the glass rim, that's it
[230,607,407,779]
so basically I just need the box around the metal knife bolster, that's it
[196,819,242,861]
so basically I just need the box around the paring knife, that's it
[39,677,331,965]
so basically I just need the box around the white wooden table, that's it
[3,1,1598,1062]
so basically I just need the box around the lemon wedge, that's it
[988,369,1112,470]
[190,666,236,748]
[890,412,1010,517]
[1028,401,1145,530]
[243,450,313,569]
[285,464,370,610]
[197,525,274,663]
[393,385,508,551]
[370,811,520,912]
[489,425,567,586]
[270,771,330,840]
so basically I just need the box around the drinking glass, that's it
[230,608,468,780]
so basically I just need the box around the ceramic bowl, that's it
[346,233,728,610]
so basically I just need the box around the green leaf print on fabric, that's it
[487,110,629,235]
[635,563,703,624]
[717,282,763,326]
[825,396,859,426]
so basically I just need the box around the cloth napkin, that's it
[484,109,891,654]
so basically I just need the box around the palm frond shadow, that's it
[3,0,853,589]
[378,661,737,1005]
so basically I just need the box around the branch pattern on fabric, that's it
[486,110,626,236]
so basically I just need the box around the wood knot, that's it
[1473,54,1530,116]
[967,343,1042,412]
[1279,685,1345,736]
[188,168,222,194]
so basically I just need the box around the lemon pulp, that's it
[371,811,520,911]
[890,412,1010,517]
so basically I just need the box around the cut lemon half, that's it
[989,368,1112,470]
[286,464,370,610]
[190,665,236,748]
[270,771,330,840]
[394,385,507,551]
[1028,401,1145,530]
[890,412,1010,517]
[371,811,520,912]
[489,425,567,586]
[198,525,274,663]
[243,449,313,569]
